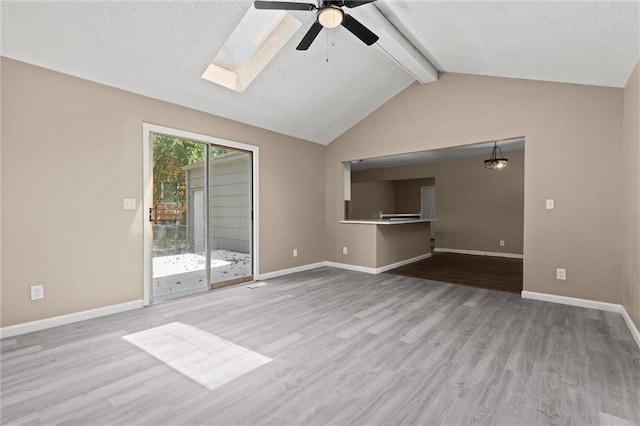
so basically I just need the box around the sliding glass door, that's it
[151,136,208,301]
[150,135,253,302]
[208,146,253,288]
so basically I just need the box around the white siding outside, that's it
[185,152,251,254]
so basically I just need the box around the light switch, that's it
[545,199,555,210]
[123,198,136,210]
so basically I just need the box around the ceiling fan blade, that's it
[254,1,316,11]
[343,0,377,8]
[341,14,379,46]
[296,21,323,50]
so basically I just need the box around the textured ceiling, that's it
[2,1,639,145]
[377,0,639,88]
[0,1,414,144]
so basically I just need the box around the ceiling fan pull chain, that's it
[326,28,329,63]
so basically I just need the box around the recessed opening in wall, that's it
[342,137,525,293]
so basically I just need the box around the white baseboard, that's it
[434,247,523,259]
[325,253,432,275]
[261,253,432,280]
[374,253,432,273]
[620,306,640,350]
[327,253,432,275]
[258,262,328,280]
[522,291,640,350]
[521,291,621,312]
[324,261,377,274]
[0,300,144,339]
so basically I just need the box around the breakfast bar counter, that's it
[339,218,436,225]
[336,219,433,271]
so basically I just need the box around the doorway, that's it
[420,186,436,249]
[142,124,259,305]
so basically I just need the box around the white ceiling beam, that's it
[349,4,438,84]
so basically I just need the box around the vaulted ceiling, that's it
[2,1,638,145]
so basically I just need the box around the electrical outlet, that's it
[293,249,298,257]
[556,268,566,280]
[30,285,44,301]
[343,246,348,255]
[546,199,555,210]
[500,240,505,247]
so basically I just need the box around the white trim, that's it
[142,125,152,306]
[521,291,621,311]
[343,162,351,202]
[434,247,523,259]
[141,123,260,305]
[374,253,432,273]
[258,262,328,280]
[260,253,432,281]
[324,261,377,274]
[258,261,377,279]
[253,149,260,279]
[0,300,144,339]
[521,291,640,350]
[620,307,640,350]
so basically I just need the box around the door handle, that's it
[149,207,155,223]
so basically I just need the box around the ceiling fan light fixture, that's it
[484,141,509,170]
[253,0,378,50]
[318,6,344,28]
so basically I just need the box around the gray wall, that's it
[186,152,252,254]
[349,178,436,220]
[351,152,525,255]
[327,72,622,305]
[211,153,252,253]
[349,181,396,219]
[2,58,326,327]
[622,61,640,332]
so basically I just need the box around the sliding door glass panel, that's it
[151,135,209,301]
[208,145,253,287]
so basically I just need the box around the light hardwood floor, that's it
[1,267,639,425]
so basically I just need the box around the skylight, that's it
[202,6,301,93]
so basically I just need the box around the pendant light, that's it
[484,141,508,170]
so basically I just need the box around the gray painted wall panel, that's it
[186,152,252,254]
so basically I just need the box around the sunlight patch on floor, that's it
[122,322,272,391]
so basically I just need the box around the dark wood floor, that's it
[389,252,523,293]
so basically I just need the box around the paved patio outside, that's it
[153,250,251,300]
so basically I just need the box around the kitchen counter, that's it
[336,220,432,270]
[340,218,436,225]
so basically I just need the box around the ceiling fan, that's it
[254,1,379,50]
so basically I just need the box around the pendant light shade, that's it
[484,141,508,170]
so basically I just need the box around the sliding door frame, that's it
[142,123,260,306]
